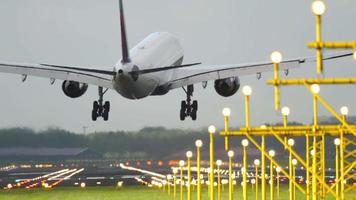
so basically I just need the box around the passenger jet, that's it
[0,0,352,121]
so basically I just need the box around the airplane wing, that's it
[165,52,353,90]
[0,61,115,89]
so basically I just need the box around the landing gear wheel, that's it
[191,109,197,120]
[192,100,198,111]
[93,101,99,111]
[180,109,186,121]
[91,87,110,121]
[104,101,110,112]
[92,110,98,121]
[179,85,198,121]
[103,110,109,121]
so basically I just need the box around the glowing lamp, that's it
[241,139,249,147]
[269,150,276,157]
[340,106,349,116]
[186,151,193,158]
[195,140,203,148]
[312,1,326,15]
[270,51,283,64]
[292,159,298,166]
[179,160,185,167]
[288,138,295,146]
[208,125,216,134]
[216,160,222,166]
[228,150,234,158]
[242,85,252,96]
[281,106,290,116]
[222,107,231,117]
[311,84,320,94]
[334,138,341,146]
[254,159,260,166]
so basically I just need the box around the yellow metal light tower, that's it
[173,168,178,199]
[228,150,234,200]
[287,138,295,200]
[223,108,231,151]
[334,138,340,199]
[268,150,276,200]
[195,140,203,200]
[186,151,193,200]
[254,159,260,200]
[276,167,281,199]
[292,159,298,200]
[216,160,222,200]
[208,125,216,200]
[179,160,185,200]
[242,139,249,200]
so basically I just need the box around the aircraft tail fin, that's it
[119,0,130,64]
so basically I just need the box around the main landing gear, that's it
[180,85,198,121]
[92,87,110,121]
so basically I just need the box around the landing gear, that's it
[180,85,198,121]
[92,87,110,121]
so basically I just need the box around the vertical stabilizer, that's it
[119,0,130,64]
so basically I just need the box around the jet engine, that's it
[214,77,240,97]
[62,81,88,98]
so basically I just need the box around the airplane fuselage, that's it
[113,32,184,99]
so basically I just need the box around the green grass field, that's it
[1,186,355,200]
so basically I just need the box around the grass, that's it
[1,185,355,200]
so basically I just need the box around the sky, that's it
[0,0,355,133]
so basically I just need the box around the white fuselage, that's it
[113,32,184,99]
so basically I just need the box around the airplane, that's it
[0,0,353,121]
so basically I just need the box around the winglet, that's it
[119,0,130,64]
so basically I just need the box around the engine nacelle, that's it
[62,81,88,98]
[214,77,240,97]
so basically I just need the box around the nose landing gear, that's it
[180,85,198,121]
[92,87,110,121]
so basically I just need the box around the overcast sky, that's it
[0,0,355,133]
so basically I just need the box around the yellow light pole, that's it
[242,139,249,200]
[282,106,290,148]
[287,138,295,200]
[270,51,282,111]
[223,108,231,151]
[195,140,203,200]
[228,150,234,200]
[242,85,252,128]
[173,168,178,199]
[167,174,172,195]
[261,135,266,200]
[208,125,216,200]
[311,0,326,74]
[254,159,260,200]
[340,106,348,200]
[292,159,298,200]
[268,150,276,200]
[179,160,185,200]
[216,160,222,200]
[276,167,281,199]
[186,151,193,200]
[334,138,340,198]
[251,179,256,191]
[310,84,320,200]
